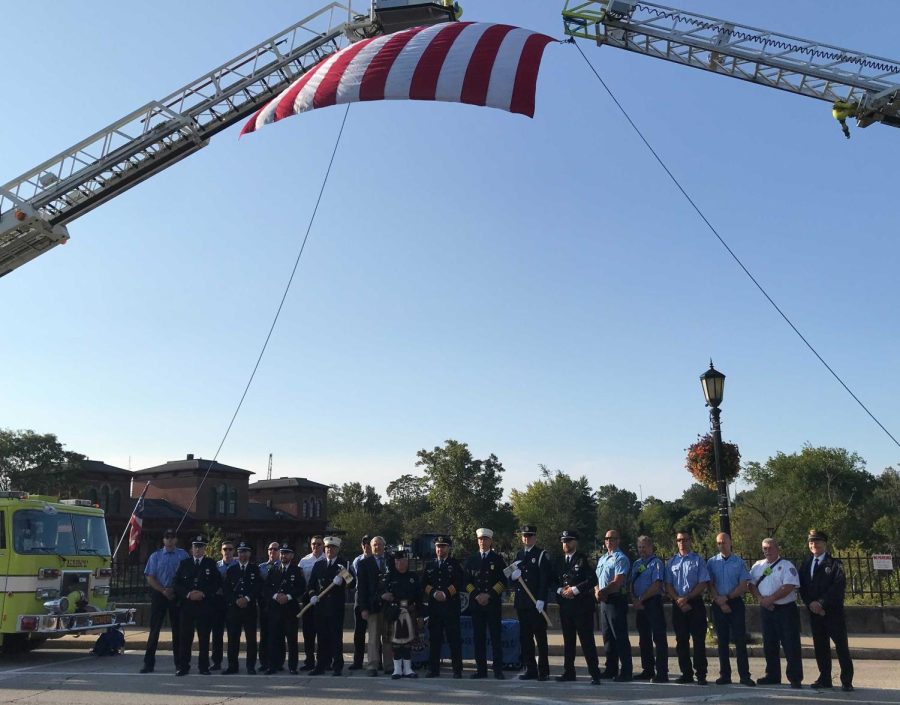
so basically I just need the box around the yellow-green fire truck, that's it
[0,492,135,652]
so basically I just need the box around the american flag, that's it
[128,484,149,553]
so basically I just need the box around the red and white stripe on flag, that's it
[128,513,142,553]
[241,22,555,136]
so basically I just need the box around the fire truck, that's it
[0,492,135,653]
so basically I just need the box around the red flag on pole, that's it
[128,484,149,553]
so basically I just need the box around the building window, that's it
[88,488,99,506]
[209,487,217,516]
[315,498,322,518]
[228,486,237,515]
[100,485,110,511]
[302,499,309,519]
[217,484,227,516]
[111,489,121,514]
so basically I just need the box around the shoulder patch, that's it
[789,567,797,576]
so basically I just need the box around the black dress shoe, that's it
[556,673,576,682]
[696,677,708,685]
[247,667,256,675]
[652,675,669,683]
[470,672,487,679]
[756,676,780,685]
[199,669,211,676]
[614,674,633,683]
[223,667,239,675]
[175,669,189,677]
[598,670,617,679]
[842,684,854,692]
[675,674,694,684]
[139,666,153,674]
[368,670,379,677]
[590,677,602,685]
[739,677,756,686]
[494,672,506,680]
[348,663,364,671]
[265,669,277,675]
[633,671,654,680]
[300,663,315,671]
[518,672,537,681]
[538,674,548,682]
[210,664,221,672]
[289,669,299,675]
[310,668,325,676]
[811,679,833,689]
[715,676,732,685]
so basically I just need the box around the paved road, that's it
[0,649,897,705]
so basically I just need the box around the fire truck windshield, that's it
[13,510,111,556]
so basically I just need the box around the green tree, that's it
[871,466,900,551]
[328,482,383,516]
[510,466,596,557]
[735,445,877,556]
[416,439,506,556]
[382,473,433,545]
[0,429,85,494]
[595,484,641,555]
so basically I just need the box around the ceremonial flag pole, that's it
[112,481,150,559]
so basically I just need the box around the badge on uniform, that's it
[825,567,832,574]
[531,557,536,564]
[205,568,210,575]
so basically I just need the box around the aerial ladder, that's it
[0,1,459,278]
[563,1,900,139]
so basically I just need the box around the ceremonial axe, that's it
[297,567,354,618]
[504,560,553,627]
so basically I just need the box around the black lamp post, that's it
[700,360,731,535]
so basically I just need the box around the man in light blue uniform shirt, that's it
[141,529,189,673]
[707,532,754,686]
[665,529,709,685]
[630,535,668,682]
[594,530,632,681]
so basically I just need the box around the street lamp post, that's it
[700,360,731,535]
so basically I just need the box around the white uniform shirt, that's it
[299,551,326,582]
[749,557,800,605]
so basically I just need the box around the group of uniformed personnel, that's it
[139,525,854,692]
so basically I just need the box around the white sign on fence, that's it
[872,554,894,571]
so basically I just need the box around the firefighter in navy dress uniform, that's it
[555,530,601,684]
[464,527,508,680]
[799,529,854,692]
[263,543,305,674]
[512,524,552,681]
[173,535,222,676]
[223,541,261,674]
[422,535,464,678]
[306,536,350,676]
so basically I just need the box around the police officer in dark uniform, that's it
[256,541,280,672]
[555,530,601,684]
[263,543,305,675]
[799,529,854,692]
[173,534,222,676]
[464,527,507,680]
[422,535,464,679]
[306,536,350,676]
[211,539,237,670]
[512,524,552,681]
[223,541,261,674]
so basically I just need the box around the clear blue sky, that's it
[3,1,898,503]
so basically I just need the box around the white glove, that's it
[511,569,522,581]
[332,575,343,586]
[535,600,545,612]
[310,595,319,605]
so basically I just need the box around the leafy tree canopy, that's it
[0,429,84,495]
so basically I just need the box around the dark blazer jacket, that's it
[173,555,222,604]
[422,556,465,614]
[555,551,597,611]
[464,550,507,611]
[223,561,262,609]
[307,557,348,616]
[263,561,306,612]
[799,553,847,612]
[356,553,392,614]
[513,544,553,609]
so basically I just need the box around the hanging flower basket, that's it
[685,433,741,489]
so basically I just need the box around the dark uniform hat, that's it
[808,528,829,542]
[191,534,208,547]
[560,529,579,542]
[393,548,408,559]
[279,542,294,553]
[361,534,371,545]
[163,529,177,538]
[520,524,537,536]
[236,541,252,553]
[434,535,452,546]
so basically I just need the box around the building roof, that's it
[142,498,192,521]
[134,455,254,477]
[78,460,133,477]
[248,477,329,491]
[247,502,296,521]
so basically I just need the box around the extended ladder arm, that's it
[563,1,900,130]
[0,3,374,277]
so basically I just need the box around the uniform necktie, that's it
[241,564,246,573]
[196,559,201,567]
[566,555,572,566]
[437,559,442,569]
[812,557,819,577]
